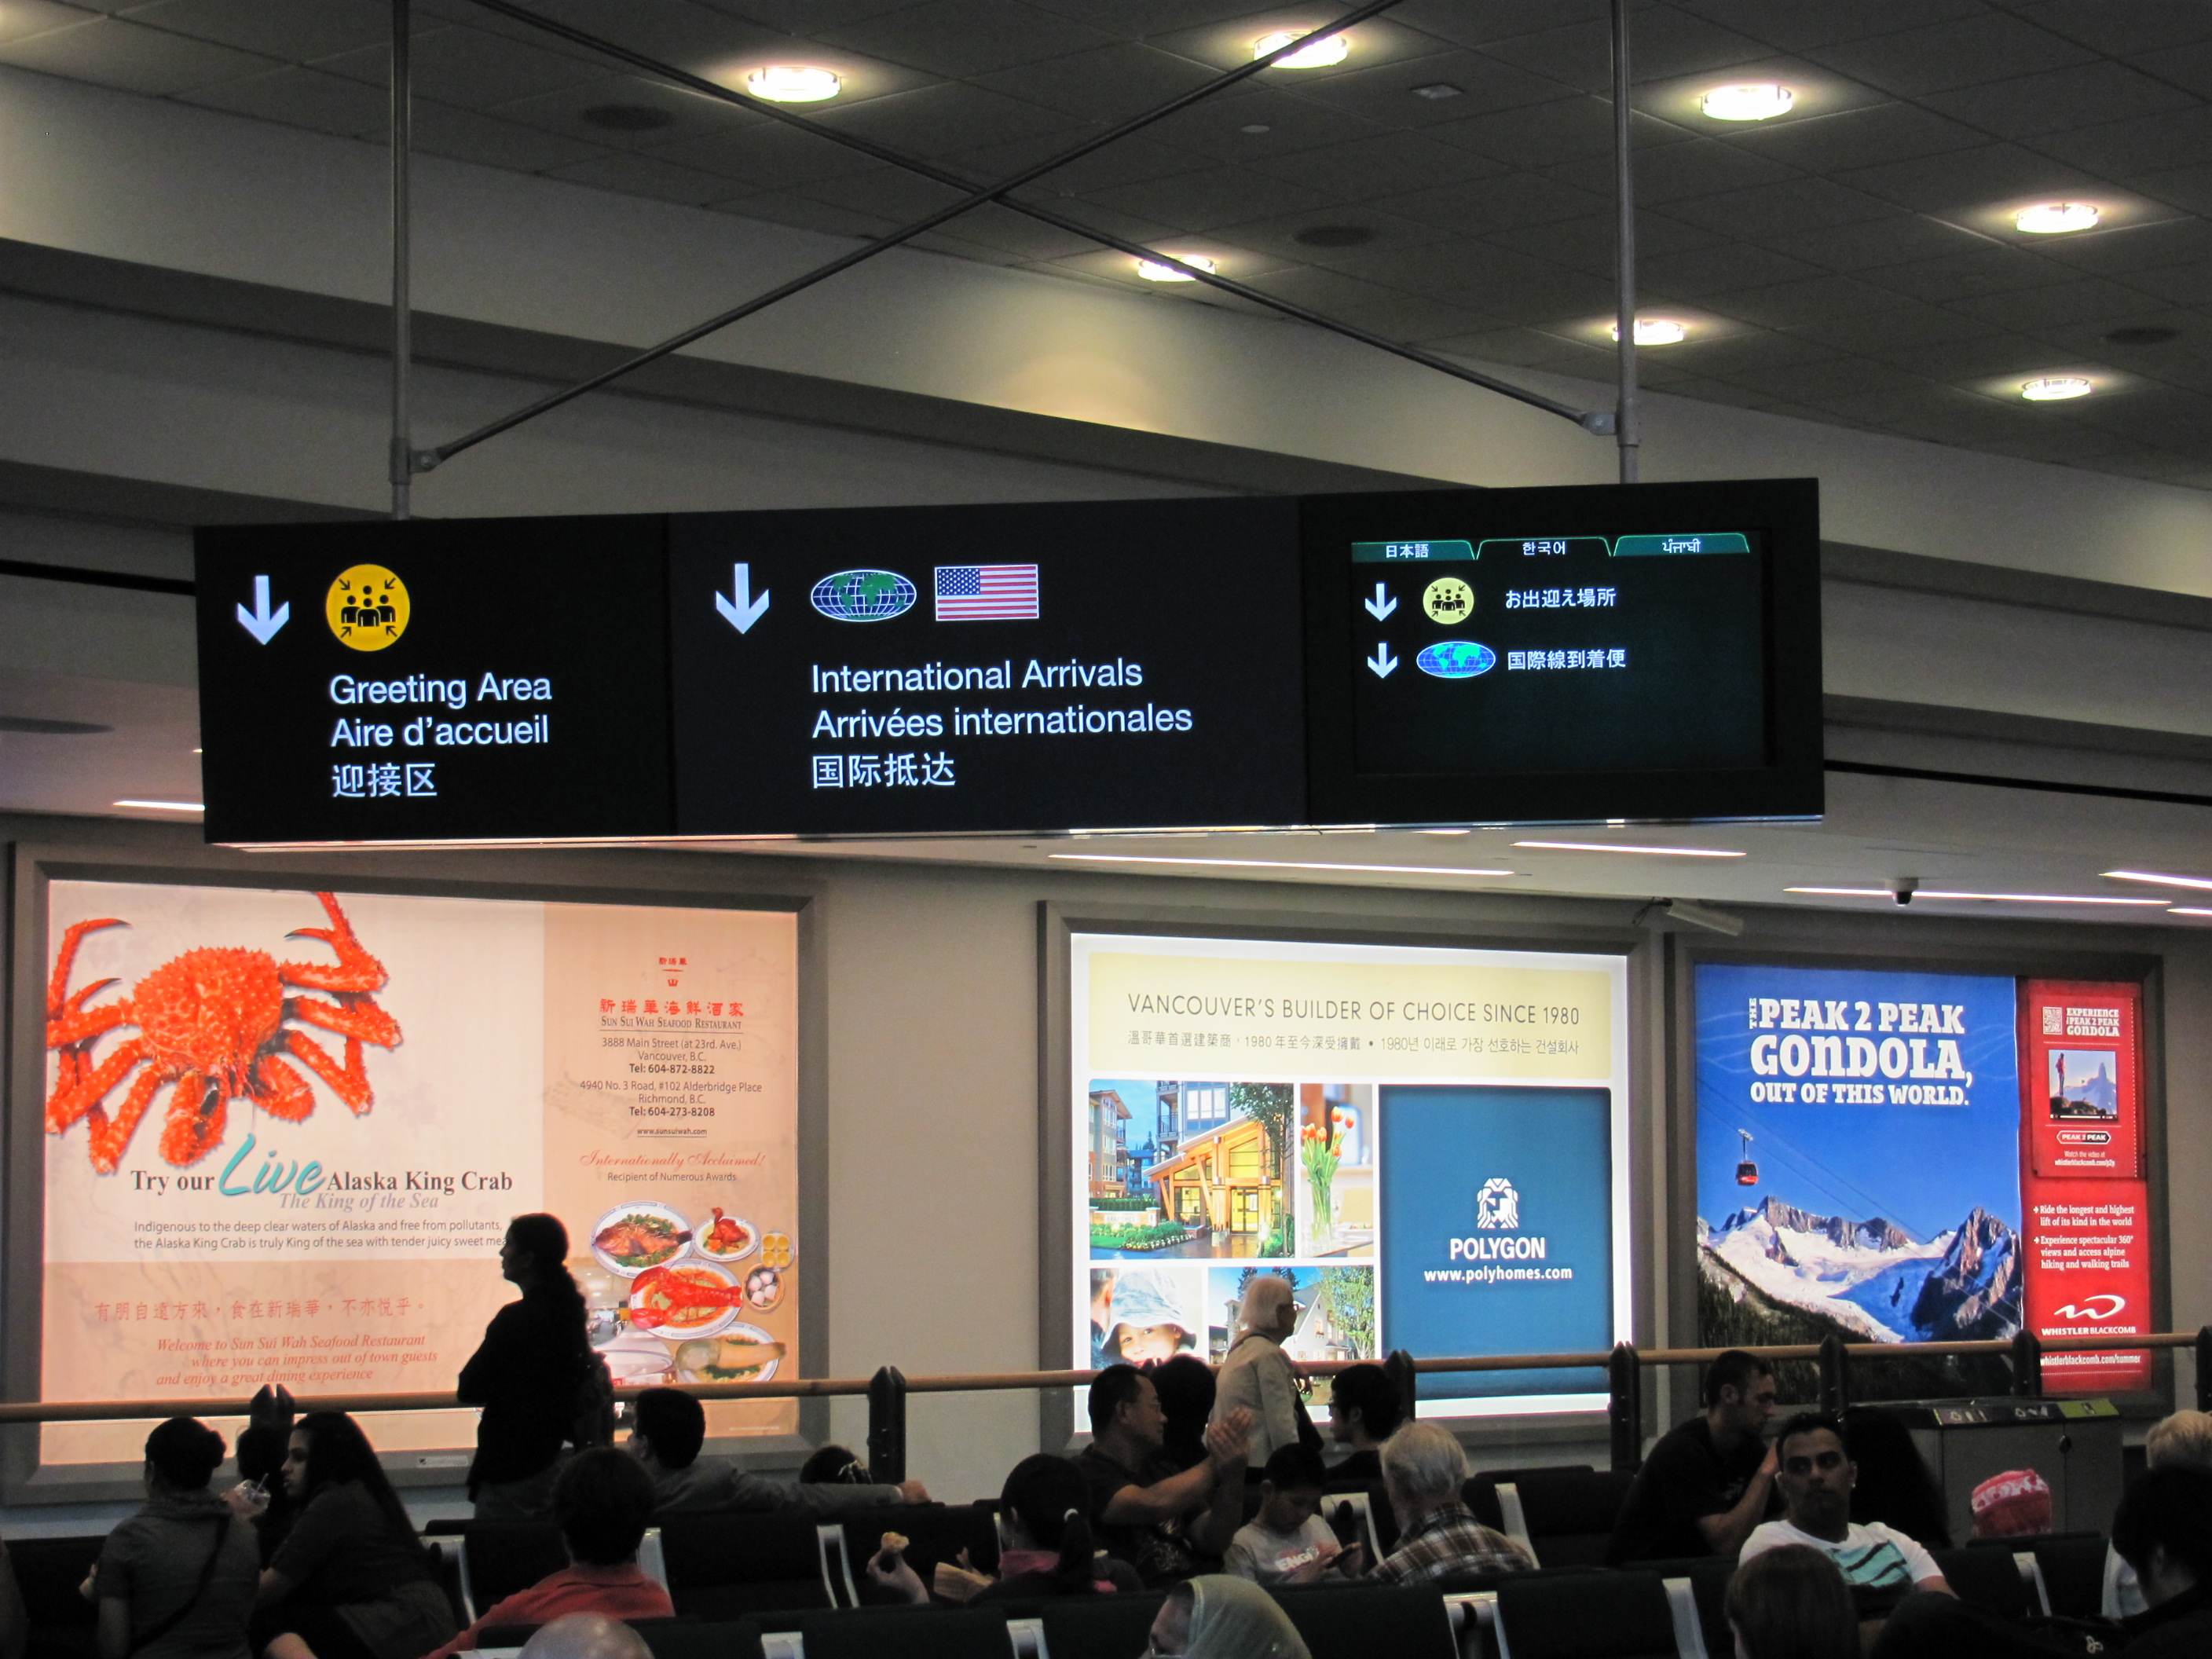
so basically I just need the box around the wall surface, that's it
[5,812,2203,1509]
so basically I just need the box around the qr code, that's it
[2042,1008,2064,1035]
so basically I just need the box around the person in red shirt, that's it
[423,1452,669,1659]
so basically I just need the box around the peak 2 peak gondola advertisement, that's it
[1695,964,2152,1396]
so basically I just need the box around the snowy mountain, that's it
[1702,1196,2021,1345]
[2059,1063,2118,1112]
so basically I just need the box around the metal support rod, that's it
[469,0,1597,435]
[1607,1342,1643,1471]
[1610,0,1639,484]
[417,2,1405,471]
[2010,1329,2045,1398]
[2197,1326,2210,1412]
[1383,1349,1419,1430]
[866,1364,907,1484]
[388,0,412,520]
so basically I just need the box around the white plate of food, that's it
[626,1259,743,1340]
[672,1321,785,1385]
[693,1206,760,1263]
[589,1201,694,1278]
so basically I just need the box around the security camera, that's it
[1633,897,1745,937]
[1892,878,1919,907]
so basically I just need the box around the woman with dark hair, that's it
[459,1213,594,1518]
[867,1455,1137,1606]
[1727,1545,1857,1659]
[88,1418,260,1659]
[252,1412,456,1659]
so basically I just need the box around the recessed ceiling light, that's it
[1254,31,1350,68]
[580,104,676,132]
[114,799,203,812]
[2020,375,2093,401]
[1786,886,2163,906]
[2104,869,2212,892]
[1700,82,1793,121]
[1137,254,1217,282]
[1049,854,1514,877]
[1515,840,1743,857]
[1608,318,1687,345]
[745,64,841,103]
[1412,82,1462,101]
[2015,201,2100,234]
[2106,326,2178,346]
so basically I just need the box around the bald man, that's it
[517,1613,651,1659]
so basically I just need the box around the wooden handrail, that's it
[0,1330,2192,1425]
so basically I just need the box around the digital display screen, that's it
[195,480,1820,843]
[1070,932,1631,1418]
[1303,478,1822,827]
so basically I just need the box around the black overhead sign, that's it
[193,479,1822,844]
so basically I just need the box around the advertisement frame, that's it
[1664,931,2169,1412]
[1037,899,1662,1456]
[5,843,827,1504]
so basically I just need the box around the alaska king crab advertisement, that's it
[1695,963,2154,1399]
[39,879,798,1466]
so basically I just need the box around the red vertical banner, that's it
[2019,981,2152,1394]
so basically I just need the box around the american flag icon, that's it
[934,563,1039,621]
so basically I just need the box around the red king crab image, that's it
[46,892,401,1173]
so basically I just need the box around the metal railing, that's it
[4,1330,2202,1481]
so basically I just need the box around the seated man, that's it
[1368,1422,1530,1585]
[1075,1364,1251,1587]
[427,1448,672,1659]
[1741,1412,1949,1647]
[1609,1348,1778,1564]
[2108,1408,2212,1617]
[1324,1363,1401,1484]
[628,1388,926,1515]
[2110,1463,2212,1657]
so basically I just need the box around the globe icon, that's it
[810,568,917,621]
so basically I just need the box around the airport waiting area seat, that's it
[1494,1569,1679,1659]
[1467,1467,1637,1568]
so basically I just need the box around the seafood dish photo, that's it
[672,1323,784,1384]
[627,1260,746,1339]
[695,1206,758,1261]
[589,1199,693,1276]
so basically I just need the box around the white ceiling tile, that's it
[120,0,395,60]
[0,15,274,93]
[176,64,389,136]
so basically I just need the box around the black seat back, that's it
[833,1503,998,1588]
[1273,1583,1458,1659]
[1496,1569,1676,1659]
[1473,1470,1637,1568]
[764,1605,1013,1659]
[658,1511,832,1618]
[460,1521,569,1614]
[2031,1533,2109,1619]
[1930,1547,2034,1619]
[1036,1589,1166,1659]
[640,1618,765,1659]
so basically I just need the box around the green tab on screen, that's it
[1612,532,1752,556]
[1350,539,1476,562]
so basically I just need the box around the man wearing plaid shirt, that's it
[1369,1422,1533,1584]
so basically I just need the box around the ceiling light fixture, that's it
[1253,31,1350,68]
[2104,869,2212,892]
[1700,82,1793,121]
[2015,201,2100,234]
[1418,827,1470,835]
[1515,839,1743,857]
[1137,254,1217,281]
[2020,376,2093,401]
[1609,318,1687,345]
[2170,907,2212,917]
[1049,854,1514,877]
[1786,886,2163,906]
[744,64,842,103]
[114,799,204,812]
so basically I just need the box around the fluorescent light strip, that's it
[114,799,203,811]
[2170,907,2212,917]
[1049,854,1514,877]
[2104,869,2212,892]
[1787,886,2164,906]
[1515,840,1744,858]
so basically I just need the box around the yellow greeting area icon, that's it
[1423,575,1475,624]
[326,564,410,651]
